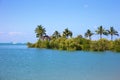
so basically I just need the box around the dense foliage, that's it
[27,25,120,52]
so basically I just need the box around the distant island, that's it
[0,42,26,45]
[27,25,120,52]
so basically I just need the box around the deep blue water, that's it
[0,44,120,80]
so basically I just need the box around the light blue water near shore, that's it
[0,44,120,80]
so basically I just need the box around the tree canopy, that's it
[107,27,119,40]
[95,26,108,39]
[35,25,46,40]
[28,25,120,52]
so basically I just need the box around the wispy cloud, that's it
[8,32,23,36]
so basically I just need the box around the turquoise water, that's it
[0,44,120,80]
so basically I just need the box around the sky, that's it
[0,0,120,43]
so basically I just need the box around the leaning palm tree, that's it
[62,28,72,38]
[95,26,108,39]
[85,29,94,40]
[69,31,73,38]
[35,25,46,40]
[107,27,119,40]
[52,31,61,39]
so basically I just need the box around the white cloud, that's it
[8,32,23,36]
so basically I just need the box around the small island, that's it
[27,25,120,52]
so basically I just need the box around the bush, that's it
[113,39,120,52]
[27,42,34,48]
[28,35,120,52]
[90,39,109,51]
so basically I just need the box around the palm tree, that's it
[85,29,94,40]
[69,31,73,38]
[52,31,61,38]
[62,28,72,38]
[107,27,119,40]
[95,26,108,39]
[35,25,46,40]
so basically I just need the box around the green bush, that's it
[90,39,109,51]
[27,42,34,48]
[113,39,120,52]
[28,35,120,52]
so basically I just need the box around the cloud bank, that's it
[8,32,23,36]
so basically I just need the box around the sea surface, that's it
[0,44,120,80]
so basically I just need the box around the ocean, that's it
[0,44,120,80]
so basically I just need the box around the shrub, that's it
[90,39,109,51]
[113,39,120,52]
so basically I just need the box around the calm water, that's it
[0,44,120,80]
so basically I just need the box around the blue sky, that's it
[0,0,120,43]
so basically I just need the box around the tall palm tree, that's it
[69,31,73,38]
[52,31,61,38]
[85,29,94,40]
[95,26,108,39]
[35,25,46,40]
[62,28,72,38]
[107,27,119,40]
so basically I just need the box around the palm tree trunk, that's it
[40,35,43,40]
[89,36,91,40]
[39,35,41,40]
[111,35,113,41]
[100,34,102,39]
[66,35,68,38]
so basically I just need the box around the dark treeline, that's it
[27,25,120,52]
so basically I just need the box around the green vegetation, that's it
[35,25,46,40]
[27,25,120,52]
[62,28,72,38]
[95,26,108,39]
[85,29,94,40]
[107,27,119,41]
